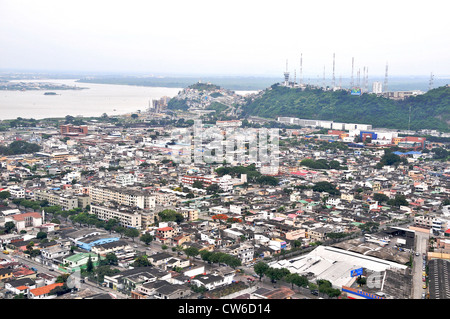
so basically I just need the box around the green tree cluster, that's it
[301,158,345,170]
[158,209,184,224]
[198,250,242,269]
[312,181,340,195]
[0,140,41,155]
[241,84,450,132]
[376,150,407,169]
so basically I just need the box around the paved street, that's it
[412,231,429,299]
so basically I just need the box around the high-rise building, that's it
[372,81,383,94]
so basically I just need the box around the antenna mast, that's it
[357,68,361,87]
[384,62,389,93]
[283,59,290,86]
[429,72,434,91]
[332,53,336,89]
[300,53,303,85]
[365,67,369,92]
[351,57,354,87]
[362,67,366,92]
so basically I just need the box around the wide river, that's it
[0,79,256,120]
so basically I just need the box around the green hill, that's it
[241,84,450,132]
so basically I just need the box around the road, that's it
[412,231,429,299]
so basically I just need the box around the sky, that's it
[1,0,449,78]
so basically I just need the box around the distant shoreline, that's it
[75,76,449,93]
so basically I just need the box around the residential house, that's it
[190,273,234,291]
[28,282,64,299]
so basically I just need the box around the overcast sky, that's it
[1,0,449,77]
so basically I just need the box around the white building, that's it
[5,212,43,231]
[116,173,137,186]
[372,81,383,94]
[8,187,25,199]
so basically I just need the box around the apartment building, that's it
[8,186,25,199]
[155,227,175,243]
[90,204,142,229]
[34,191,79,211]
[177,208,199,222]
[154,192,179,207]
[181,174,234,192]
[89,186,155,210]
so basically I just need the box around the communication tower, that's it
[365,67,369,92]
[351,57,354,87]
[384,62,389,92]
[332,53,336,88]
[429,72,434,91]
[299,53,303,85]
[284,59,290,86]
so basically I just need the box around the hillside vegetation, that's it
[241,84,450,132]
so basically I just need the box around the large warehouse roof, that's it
[269,245,408,288]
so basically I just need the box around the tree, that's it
[104,253,118,266]
[359,221,380,233]
[4,221,16,234]
[285,273,309,290]
[0,191,11,200]
[266,267,290,284]
[373,193,389,203]
[36,231,47,240]
[387,194,409,207]
[312,181,340,195]
[56,273,71,283]
[432,147,449,160]
[49,284,70,296]
[104,218,119,233]
[132,255,151,267]
[158,209,184,224]
[140,233,154,245]
[206,183,221,195]
[184,247,199,260]
[124,228,140,242]
[253,262,269,281]
[86,255,94,273]
[192,180,204,189]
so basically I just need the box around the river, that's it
[0,79,185,120]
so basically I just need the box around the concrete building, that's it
[372,81,383,94]
[90,204,143,229]
[34,191,79,210]
[5,212,43,232]
[60,124,88,136]
[89,186,155,210]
